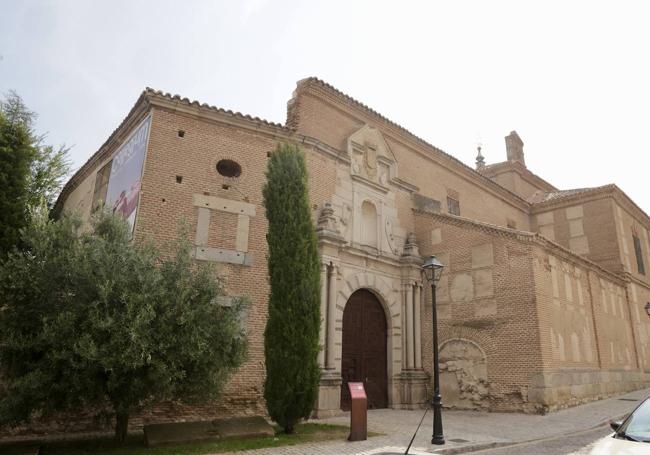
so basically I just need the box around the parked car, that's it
[589,397,650,454]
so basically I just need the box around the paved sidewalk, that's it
[227,388,650,455]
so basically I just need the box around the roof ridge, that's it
[298,77,454,157]
[52,89,150,215]
[412,209,536,239]
[413,209,626,283]
[530,184,615,205]
[144,87,288,130]
[479,160,557,191]
[295,77,530,207]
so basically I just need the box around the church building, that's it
[55,78,650,423]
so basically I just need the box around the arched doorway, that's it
[340,289,388,410]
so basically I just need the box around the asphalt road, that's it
[466,424,613,455]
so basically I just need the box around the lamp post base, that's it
[431,395,444,445]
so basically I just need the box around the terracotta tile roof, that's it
[144,88,288,130]
[527,187,599,204]
[479,160,557,192]
[413,209,626,284]
[53,87,291,216]
[294,77,529,206]
[529,183,649,225]
[296,78,455,159]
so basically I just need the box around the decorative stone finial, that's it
[402,232,420,258]
[475,144,485,170]
[316,202,345,244]
[317,203,337,232]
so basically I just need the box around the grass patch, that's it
[37,423,354,455]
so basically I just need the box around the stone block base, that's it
[313,370,343,418]
[392,370,430,410]
[528,369,650,413]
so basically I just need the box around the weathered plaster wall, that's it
[613,201,650,286]
[532,198,622,272]
[529,240,650,411]
[414,211,543,412]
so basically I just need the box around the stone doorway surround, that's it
[314,267,402,416]
[313,245,430,416]
[313,124,429,417]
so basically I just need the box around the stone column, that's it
[318,263,328,368]
[405,283,414,370]
[414,284,422,369]
[326,264,338,370]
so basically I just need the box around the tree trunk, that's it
[284,422,294,434]
[115,412,129,444]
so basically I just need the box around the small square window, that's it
[447,197,460,216]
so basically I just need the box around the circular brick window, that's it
[216,159,242,178]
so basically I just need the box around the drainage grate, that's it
[618,398,639,402]
[449,438,470,443]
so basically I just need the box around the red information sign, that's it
[348,382,366,400]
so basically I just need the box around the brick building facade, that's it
[52,78,650,426]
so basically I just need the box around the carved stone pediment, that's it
[348,125,396,191]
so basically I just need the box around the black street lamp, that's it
[421,255,445,446]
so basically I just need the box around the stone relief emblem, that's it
[385,217,398,254]
[351,159,361,175]
[363,142,378,180]
[347,127,397,192]
[339,203,352,237]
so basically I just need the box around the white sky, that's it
[2,0,649,213]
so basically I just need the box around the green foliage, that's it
[262,143,321,434]
[0,91,71,255]
[0,92,35,255]
[0,211,247,442]
[28,142,71,211]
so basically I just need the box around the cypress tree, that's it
[263,143,321,434]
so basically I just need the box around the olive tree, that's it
[0,211,247,442]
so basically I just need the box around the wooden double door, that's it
[340,289,388,410]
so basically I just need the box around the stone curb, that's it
[430,441,512,454]
[434,410,630,454]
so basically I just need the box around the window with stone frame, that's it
[447,196,460,216]
[633,234,645,275]
[92,161,112,211]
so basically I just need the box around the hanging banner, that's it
[105,115,151,233]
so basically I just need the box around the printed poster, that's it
[105,115,151,233]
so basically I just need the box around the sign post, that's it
[347,382,367,441]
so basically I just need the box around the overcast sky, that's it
[2,1,649,213]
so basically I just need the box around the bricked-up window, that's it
[92,161,112,211]
[447,197,460,216]
[633,235,645,275]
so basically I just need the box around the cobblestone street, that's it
[227,388,649,454]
